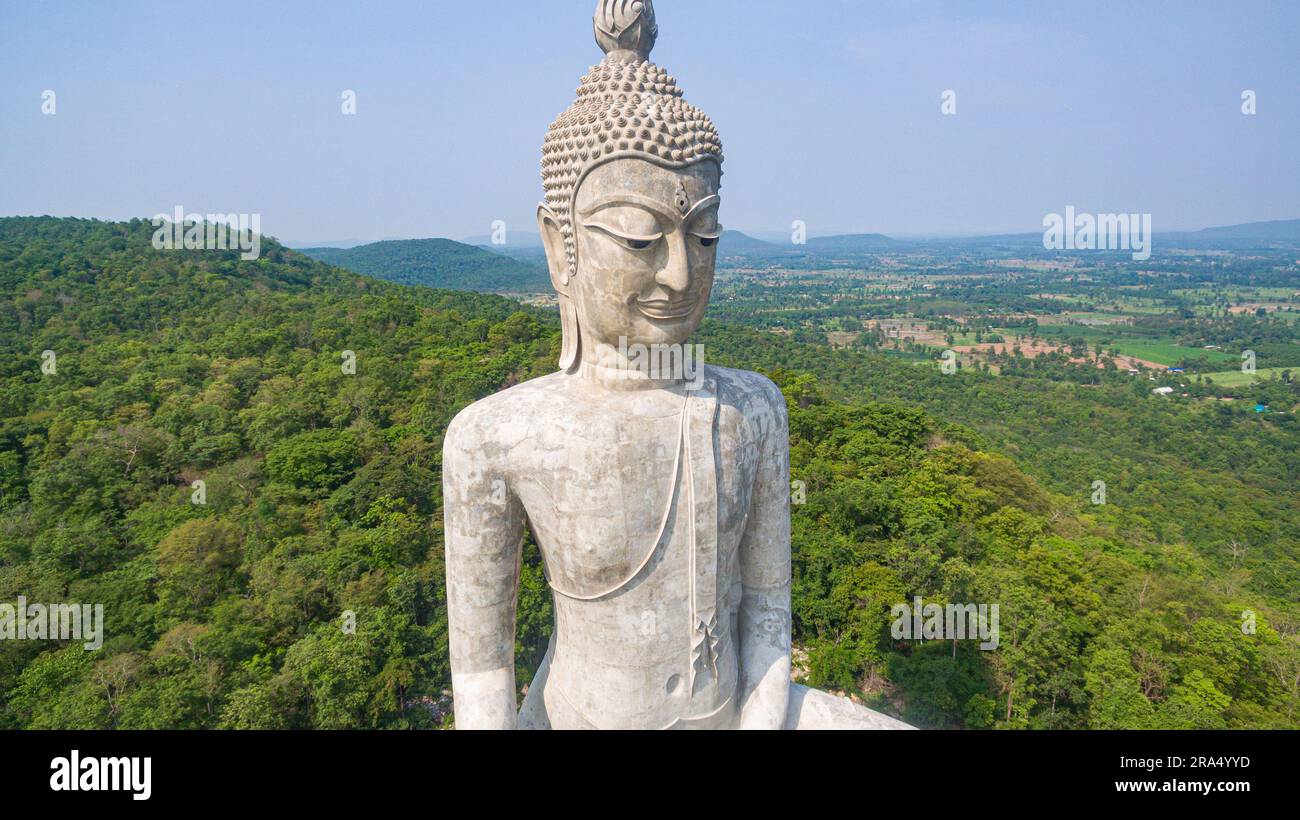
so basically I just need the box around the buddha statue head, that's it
[539,0,724,374]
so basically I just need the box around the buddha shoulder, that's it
[442,368,787,463]
[442,373,572,463]
[710,365,788,439]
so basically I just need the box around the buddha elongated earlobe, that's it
[539,203,582,372]
[537,204,571,289]
[558,297,581,373]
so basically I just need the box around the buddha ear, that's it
[538,204,581,373]
[537,204,571,292]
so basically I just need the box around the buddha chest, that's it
[513,379,759,607]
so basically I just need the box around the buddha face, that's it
[540,157,721,361]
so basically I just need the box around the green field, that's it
[1172,286,1300,300]
[1034,323,1120,339]
[1111,340,1238,367]
[1199,367,1294,388]
[1033,324,1238,367]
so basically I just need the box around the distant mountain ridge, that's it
[1171,219,1300,241]
[718,230,776,253]
[299,239,550,293]
[805,233,905,253]
[287,218,1299,255]
[462,232,544,249]
[713,231,905,258]
[726,219,1300,250]
[949,219,1300,246]
[282,238,376,250]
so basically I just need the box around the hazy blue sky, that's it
[2,0,1297,243]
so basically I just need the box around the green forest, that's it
[299,238,550,294]
[0,217,1296,729]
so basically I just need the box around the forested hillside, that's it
[0,217,1295,729]
[699,327,1300,603]
[299,238,550,294]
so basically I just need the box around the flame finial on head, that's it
[594,0,658,61]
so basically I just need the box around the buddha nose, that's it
[655,232,691,294]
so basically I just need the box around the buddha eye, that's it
[689,212,721,249]
[583,222,662,252]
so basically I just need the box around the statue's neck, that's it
[574,336,705,392]
[572,332,707,392]
[575,361,687,392]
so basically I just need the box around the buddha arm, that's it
[736,385,793,729]
[443,412,527,730]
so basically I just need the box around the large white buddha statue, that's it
[442,0,911,731]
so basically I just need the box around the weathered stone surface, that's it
[785,686,916,731]
[443,0,911,730]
